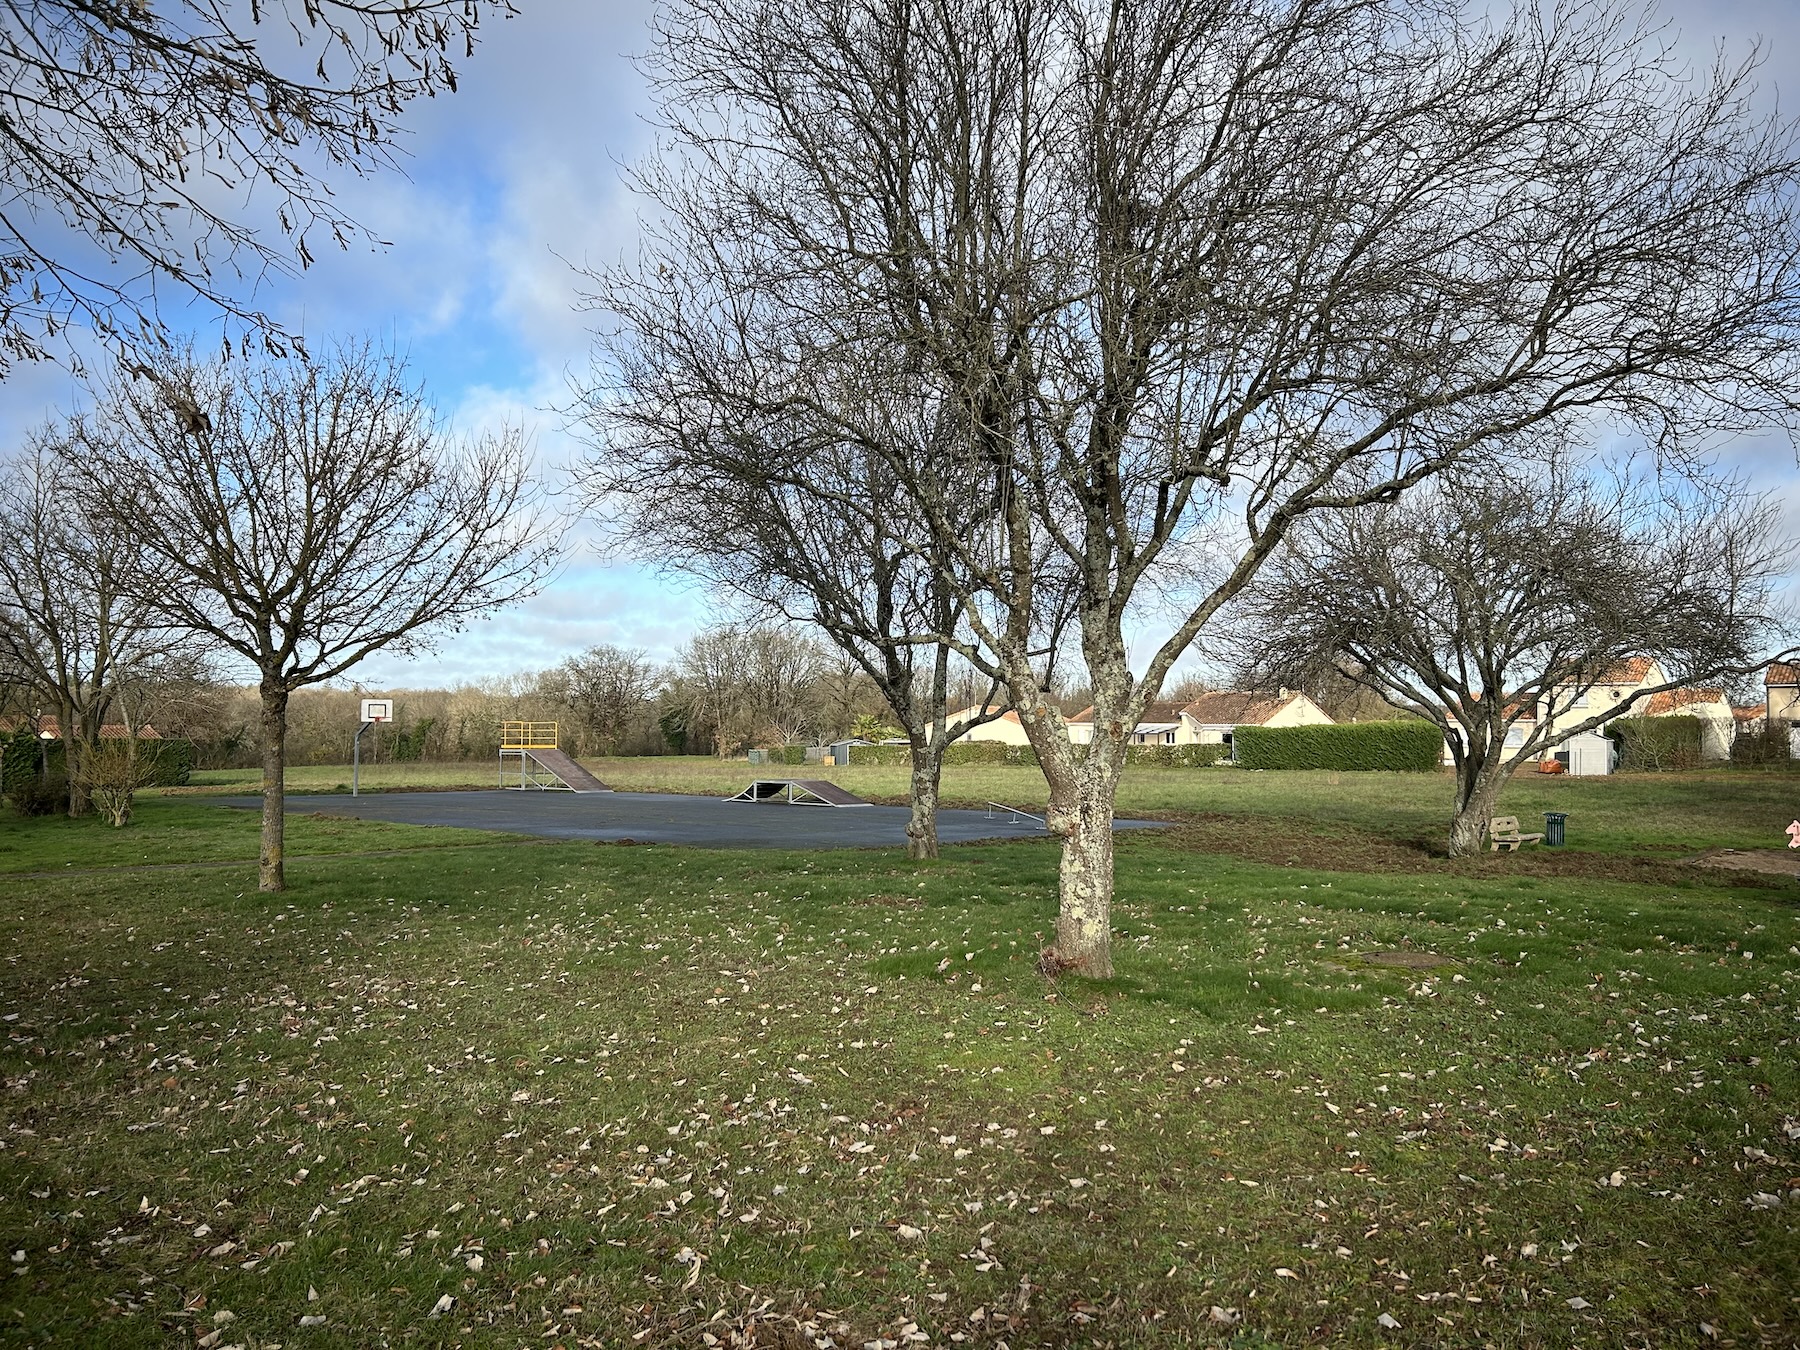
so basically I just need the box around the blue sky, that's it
[2,0,1797,689]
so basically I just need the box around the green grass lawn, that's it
[0,797,527,876]
[2,774,1795,1346]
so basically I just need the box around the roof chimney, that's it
[1278,686,1289,699]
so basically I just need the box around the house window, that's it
[1571,692,1588,709]
[1163,731,1175,745]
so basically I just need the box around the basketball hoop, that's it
[353,700,392,796]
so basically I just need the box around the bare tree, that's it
[543,645,660,756]
[598,0,1800,975]
[1232,456,1792,855]
[666,623,836,755]
[64,343,557,890]
[0,0,514,376]
[578,394,1020,855]
[0,433,188,815]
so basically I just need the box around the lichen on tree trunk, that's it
[1051,791,1116,978]
[1037,721,1124,979]
[905,737,942,860]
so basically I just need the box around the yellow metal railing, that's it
[500,720,559,750]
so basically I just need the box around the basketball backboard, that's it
[360,699,392,723]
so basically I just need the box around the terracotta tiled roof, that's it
[1765,662,1800,688]
[1734,703,1767,723]
[1461,691,1535,720]
[1067,700,1185,726]
[1642,687,1728,716]
[1589,656,1655,686]
[1180,690,1292,726]
[0,714,160,739]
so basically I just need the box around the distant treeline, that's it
[154,627,965,768]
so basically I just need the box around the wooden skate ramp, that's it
[522,747,612,793]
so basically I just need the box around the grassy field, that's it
[2,770,1796,1347]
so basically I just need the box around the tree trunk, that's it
[906,735,942,860]
[1039,739,1122,978]
[259,680,289,892]
[63,702,89,818]
[1448,758,1508,857]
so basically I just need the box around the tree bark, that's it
[62,701,89,818]
[1038,729,1123,978]
[905,734,942,860]
[1448,757,1508,857]
[259,680,289,892]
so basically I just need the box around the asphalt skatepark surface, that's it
[212,789,1169,849]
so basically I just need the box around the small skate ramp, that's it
[522,747,612,793]
[726,779,869,807]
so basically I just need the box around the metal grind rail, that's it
[983,801,1046,829]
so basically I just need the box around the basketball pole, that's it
[353,720,374,796]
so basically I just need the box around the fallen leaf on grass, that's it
[428,1293,455,1317]
[1377,1312,1402,1331]
[1566,1296,1592,1310]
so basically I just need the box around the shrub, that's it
[1232,720,1443,771]
[1729,724,1793,768]
[144,738,195,787]
[762,744,806,766]
[1607,715,1703,771]
[77,740,169,826]
[391,718,436,762]
[8,771,69,817]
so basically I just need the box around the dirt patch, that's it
[1690,848,1800,879]
[1359,950,1459,969]
[1129,812,1800,891]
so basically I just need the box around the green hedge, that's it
[848,740,1230,768]
[1232,721,1442,771]
[2,731,191,802]
[1606,715,1702,772]
[847,741,1045,767]
[3,729,62,805]
[847,743,913,766]
[1123,742,1229,768]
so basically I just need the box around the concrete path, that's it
[210,790,1167,850]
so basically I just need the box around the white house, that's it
[1178,689,1333,751]
[944,690,1331,750]
[1765,662,1800,725]
[939,705,1038,746]
[1537,657,1737,771]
